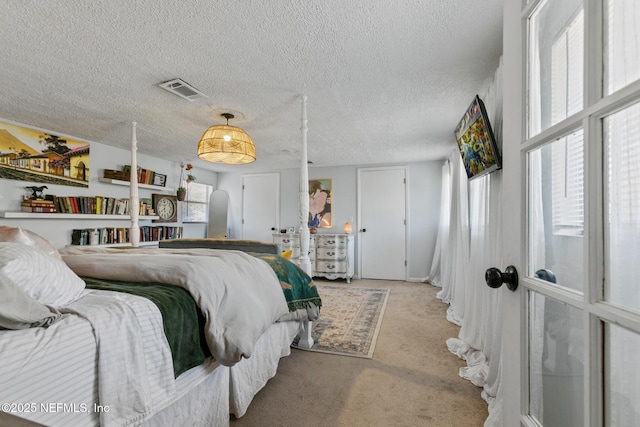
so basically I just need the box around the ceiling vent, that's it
[158,78,207,101]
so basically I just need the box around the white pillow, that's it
[0,242,85,307]
[0,226,62,261]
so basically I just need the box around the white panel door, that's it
[241,173,279,242]
[357,166,407,280]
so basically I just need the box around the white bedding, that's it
[0,311,99,427]
[59,247,290,366]
[0,289,227,427]
[61,290,176,427]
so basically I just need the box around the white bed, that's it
[0,237,317,427]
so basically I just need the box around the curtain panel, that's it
[428,58,505,426]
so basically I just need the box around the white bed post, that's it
[297,95,314,348]
[129,121,140,247]
[298,96,312,276]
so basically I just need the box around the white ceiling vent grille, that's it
[158,78,207,101]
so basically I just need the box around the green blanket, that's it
[84,277,210,378]
[249,253,322,312]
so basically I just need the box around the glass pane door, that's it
[527,130,584,292]
[528,0,584,137]
[603,102,640,312]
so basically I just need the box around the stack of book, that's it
[103,169,130,181]
[21,199,57,213]
[104,166,166,187]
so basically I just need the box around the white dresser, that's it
[273,233,354,283]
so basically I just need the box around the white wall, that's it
[0,132,217,248]
[217,161,442,280]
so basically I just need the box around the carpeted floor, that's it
[231,279,488,427]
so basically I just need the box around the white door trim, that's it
[356,165,409,280]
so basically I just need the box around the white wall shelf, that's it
[67,241,160,248]
[98,177,174,192]
[0,212,159,220]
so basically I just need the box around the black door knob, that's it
[271,227,276,231]
[361,228,367,232]
[485,266,518,291]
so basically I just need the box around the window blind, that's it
[550,9,585,234]
[181,182,213,223]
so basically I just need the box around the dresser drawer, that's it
[315,235,348,248]
[274,235,300,249]
[279,237,299,246]
[315,247,347,260]
[315,260,347,273]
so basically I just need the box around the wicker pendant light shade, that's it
[197,113,256,164]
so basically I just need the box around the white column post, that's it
[298,95,312,276]
[297,95,314,349]
[129,121,140,247]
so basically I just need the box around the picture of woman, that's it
[308,179,332,228]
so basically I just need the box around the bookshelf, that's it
[0,212,159,219]
[70,225,183,246]
[98,177,175,192]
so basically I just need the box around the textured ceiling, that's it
[0,0,503,172]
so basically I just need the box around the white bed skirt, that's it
[230,321,302,418]
[143,360,229,427]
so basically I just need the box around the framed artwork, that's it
[0,120,90,188]
[152,173,167,187]
[309,179,332,228]
[454,95,501,180]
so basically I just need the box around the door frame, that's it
[356,165,409,280]
[501,3,525,425]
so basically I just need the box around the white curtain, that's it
[429,58,505,426]
[436,152,470,326]
[426,160,451,287]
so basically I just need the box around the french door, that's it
[502,0,640,426]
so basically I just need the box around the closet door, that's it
[241,173,279,242]
[357,166,407,280]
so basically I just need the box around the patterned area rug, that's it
[292,284,390,359]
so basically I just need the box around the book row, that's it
[104,165,166,187]
[20,196,155,216]
[70,226,184,246]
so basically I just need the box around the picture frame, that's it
[0,119,90,187]
[308,179,332,228]
[454,95,501,180]
[152,173,167,187]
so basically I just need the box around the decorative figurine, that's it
[26,185,48,199]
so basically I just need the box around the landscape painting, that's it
[0,120,90,188]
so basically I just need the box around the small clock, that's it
[152,194,178,223]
